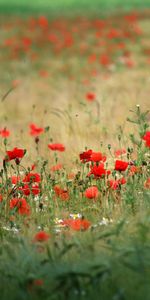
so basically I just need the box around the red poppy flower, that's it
[18,183,40,196]
[33,279,43,286]
[54,185,69,201]
[85,186,99,199]
[144,178,150,189]
[34,231,50,242]
[23,173,41,183]
[108,177,126,190]
[115,160,129,172]
[0,195,3,202]
[142,131,150,148]
[63,218,91,231]
[86,92,96,102]
[11,175,20,185]
[90,152,106,162]
[10,198,30,215]
[48,143,65,152]
[38,16,48,29]
[0,128,10,138]
[51,163,63,172]
[90,163,110,178]
[6,147,26,161]
[29,124,44,136]
[114,149,126,157]
[80,149,92,162]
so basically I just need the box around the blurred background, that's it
[0,0,150,163]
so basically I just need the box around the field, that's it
[0,1,150,299]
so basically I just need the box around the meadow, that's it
[0,1,150,299]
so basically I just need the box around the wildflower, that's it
[115,160,128,172]
[34,231,50,242]
[114,149,126,157]
[23,172,41,183]
[0,128,10,138]
[5,147,26,161]
[90,151,106,162]
[54,185,69,201]
[80,149,92,162]
[29,124,44,136]
[142,131,150,148]
[63,218,91,231]
[48,143,65,152]
[85,186,99,199]
[144,178,150,189]
[108,177,126,190]
[51,163,63,172]
[11,175,20,185]
[90,163,110,178]
[86,92,96,102]
[10,198,30,215]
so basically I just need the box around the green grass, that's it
[0,0,150,15]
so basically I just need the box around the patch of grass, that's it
[0,0,150,15]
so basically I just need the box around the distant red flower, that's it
[144,178,150,189]
[0,128,10,138]
[114,149,126,157]
[29,124,44,136]
[10,198,30,215]
[39,70,49,78]
[34,231,50,242]
[99,54,110,66]
[129,165,141,176]
[48,143,65,152]
[85,186,99,199]
[86,92,96,102]
[108,177,126,190]
[63,218,91,231]
[38,16,48,29]
[54,185,69,201]
[11,175,20,185]
[51,163,63,172]
[5,147,26,161]
[115,160,129,172]
[142,131,150,148]
[18,183,40,196]
[33,279,43,286]
[0,195,3,202]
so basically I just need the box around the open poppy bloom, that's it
[114,149,126,157]
[108,177,126,190]
[90,163,110,178]
[142,131,150,148]
[86,92,96,102]
[63,218,91,231]
[80,149,93,162]
[34,231,50,242]
[0,128,10,138]
[54,185,69,201]
[29,124,44,136]
[80,149,106,163]
[51,163,63,172]
[23,172,41,183]
[5,147,26,161]
[10,198,30,215]
[85,186,99,199]
[115,160,129,172]
[48,143,65,152]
